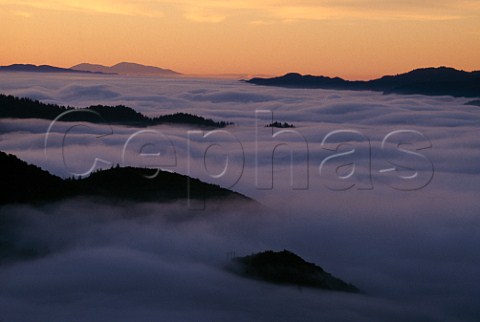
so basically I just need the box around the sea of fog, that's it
[0,73,479,321]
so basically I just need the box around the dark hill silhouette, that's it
[0,94,69,120]
[0,64,106,74]
[265,121,295,128]
[0,62,180,76]
[0,151,253,264]
[78,166,249,203]
[69,63,116,74]
[0,151,67,204]
[71,62,180,76]
[0,151,251,205]
[248,72,350,89]
[227,250,359,293]
[465,99,480,107]
[0,94,232,128]
[247,67,480,98]
[149,112,232,128]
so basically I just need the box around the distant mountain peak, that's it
[284,72,303,78]
[112,62,146,68]
[71,62,181,76]
[0,64,100,74]
[247,66,480,98]
[407,66,474,78]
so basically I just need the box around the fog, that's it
[0,72,479,321]
[1,197,479,321]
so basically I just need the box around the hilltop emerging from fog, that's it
[0,94,232,128]
[228,250,359,293]
[0,151,251,206]
[247,67,480,98]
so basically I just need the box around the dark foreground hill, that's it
[0,151,253,264]
[247,67,480,98]
[0,94,232,128]
[0,151,250,205]
[227,250,359,293]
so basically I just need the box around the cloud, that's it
[1,74,478,191]
[1,73,479,320]
[59,84,121,101]
[182,7,227,23]
[0,195,479,321]
[275,0,469,21]
[182,91,275,103]
[2,0,477,22]
[0,0,164,17]
[10,90,52,101]
[10,10,32,17]
[174,0,477,22]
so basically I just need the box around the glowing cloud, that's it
[0,0,164,17]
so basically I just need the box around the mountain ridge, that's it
[0,62,180,76]
[0,94,232,128]
[0,64,105,74]
[0,151,251,205]
[0,151,254,264]
[71,62,180,76]
[246,67,480,98]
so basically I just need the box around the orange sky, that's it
[1,0,479,79]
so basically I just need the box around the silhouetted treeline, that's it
[0,151,67,204]
[0,151,250,205]
[0,151,253,264]
[265,121,295,128]
[151,112,232,128]
[227,250,359,293]
[0,94,233,128]
[0,94,71,119]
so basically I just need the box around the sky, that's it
[1,0,480,79]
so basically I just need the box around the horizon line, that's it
[1,62,479,81]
